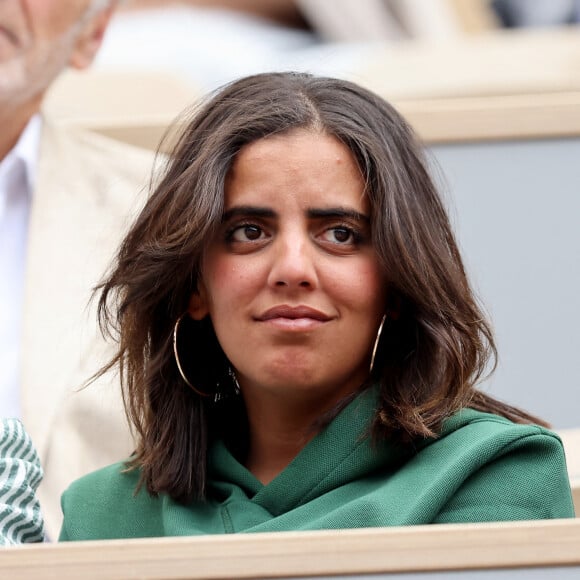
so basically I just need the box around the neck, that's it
[0,99,41,161]
[244,404,314,485]
[242,389,354,485]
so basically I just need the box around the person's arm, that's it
[0,419,45,545]
[434,431,575,523]
[122,0,308,28]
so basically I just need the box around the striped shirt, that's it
[0,418,44,545]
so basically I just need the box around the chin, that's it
[264,369,320,390]
[257,368,346,396]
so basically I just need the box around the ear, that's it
[187,284,210,321]
[68,2,117,70]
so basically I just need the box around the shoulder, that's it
[61,461,137,514]
[39,118,160,191]
[426,409,575,522]
[65,459,136,489]
[0,418,42,474]
[37,118,162,217]
[0,419,44,545]
[440,408,562,446]
[60,461,160,541]
[436,408,568,460]
[425,408,568,468]
[64,128,157,176]
[39,114,155,155]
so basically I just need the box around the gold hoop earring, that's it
[173,314,211,397]
[369,314,387,374]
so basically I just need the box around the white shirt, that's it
[0,115,41,419]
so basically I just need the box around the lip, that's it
[255,305,333,331]
[256,305,332,322]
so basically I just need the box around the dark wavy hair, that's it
[96,72,545,503]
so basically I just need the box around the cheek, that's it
[329,260,387,315]
[367,266,388,310]
[203,256,263,313]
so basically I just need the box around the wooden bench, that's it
[2,519,580,579]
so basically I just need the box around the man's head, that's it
[0,0,116,110]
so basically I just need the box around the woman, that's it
[60,72,574,540]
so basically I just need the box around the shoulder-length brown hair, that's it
[97,72,544,503]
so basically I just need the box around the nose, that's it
[267,230,318,290]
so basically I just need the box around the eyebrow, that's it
[307,208,370,223]
[222,206,275,222]
[222,206,369,223]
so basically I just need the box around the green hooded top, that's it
[59,387,574,541]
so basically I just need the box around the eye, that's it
[228,224,266,242]
[321,226,359,245]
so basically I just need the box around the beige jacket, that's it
[21,120,156,538]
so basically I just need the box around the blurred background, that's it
[47,0,580,120]
[45,0,580,430]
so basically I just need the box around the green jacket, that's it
[59,388,575,541]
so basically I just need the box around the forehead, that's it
[230,129,361,178]
[225,129,368,211]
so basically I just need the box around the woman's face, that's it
[189,129,387,408]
